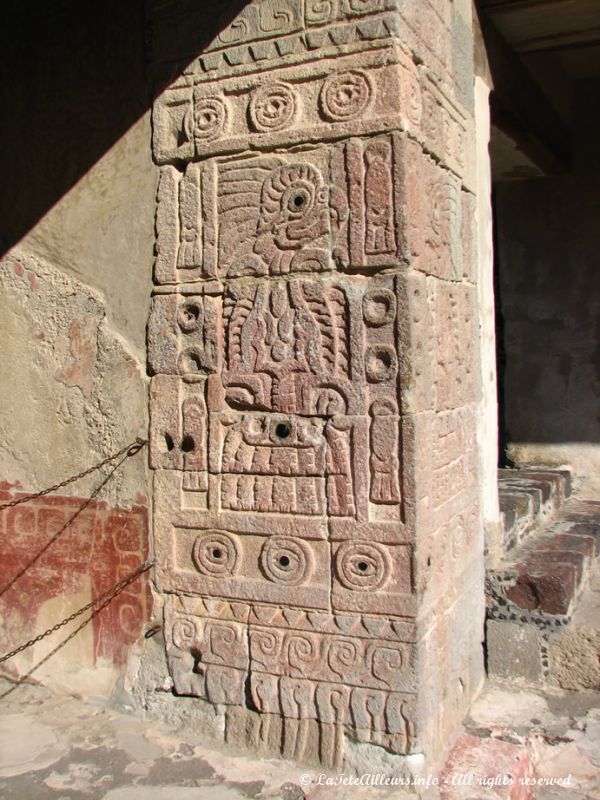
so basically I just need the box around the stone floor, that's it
[0,677,599,800]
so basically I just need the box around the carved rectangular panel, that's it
[163,593,418,759]
[153,136,424,286]
[152,47,419,163]
[150,113,426,766]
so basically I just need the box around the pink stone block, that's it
[440,735,534,800]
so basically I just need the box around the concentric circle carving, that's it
[365,345,398,383]
[260,537,313,586]
[335,541,391,591]
[320,70,373,122]
[249,83,298,132]
[192,531,240,576]
[194,96,228,142]
[362,289,397,327]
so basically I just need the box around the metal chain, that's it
[0,559,154,665]
[0,439,148,598]
[0,438,147,512]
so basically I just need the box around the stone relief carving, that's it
[364,140,396,255]
[249,83,299,132]
[319,70,373,122]
[193,92,229,144]
[305,0,390,27]
[151,50,424,164]
[222,279,351,413]
[369,399,401,504]
[147,0,452,753]
[211,0,304,50]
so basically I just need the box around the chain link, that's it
[0,559,154,665]
[0,436,152,680]
[0,439,148,598]
[0,438,147,512]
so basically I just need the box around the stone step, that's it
[486,498,600,687]
[498,468,572,555]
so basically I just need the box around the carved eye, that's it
[193,532,240,576]
[287,189,309,213]
[260,537,313,586]
[336,542,392,591]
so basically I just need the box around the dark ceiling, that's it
[477,0,600,179]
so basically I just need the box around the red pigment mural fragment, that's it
[0,485,151,666]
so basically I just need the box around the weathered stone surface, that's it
[147,0,481,771]
[486,620,543,684]
[440,734,534,800]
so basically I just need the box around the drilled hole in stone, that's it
[181,436,195,453]
[293,194,305,208]
[275,423,291,440]
[279,555,291,568]
[357,561,369,572]
[212,548,223,560]
[165,433,175,452]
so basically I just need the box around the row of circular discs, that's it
[193,532,393,591]
[192,70,374,141]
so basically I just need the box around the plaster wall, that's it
[496,79,600,497]
[0,2,156,695]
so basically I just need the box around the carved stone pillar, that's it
[148,0,484,769]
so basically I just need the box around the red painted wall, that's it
[0,482,151,668]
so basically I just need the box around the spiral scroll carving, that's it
[320,70,373,122]
[249,83,298,132]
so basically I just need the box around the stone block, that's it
[507,556,581,616]
[154,163,218,284]
[417,502,481,608]
[461,190,478,283]
[395,136,464,279]
[148,293,219,376]
[434,281,478,410]
[549,626,600,691]
[152,46,422,163]
[396,271,436,414]
[486,620,543,684]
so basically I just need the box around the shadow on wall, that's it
[0,0,248,255]
[494,79,600,487]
